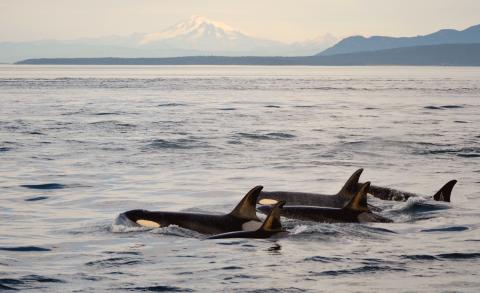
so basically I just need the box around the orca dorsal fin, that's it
[229,186,262,221]
[259,200,285,231]
[433,180,457,202]
[337,168,364,200]
[343,181,370,212]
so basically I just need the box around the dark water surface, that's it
[1,65,479,292]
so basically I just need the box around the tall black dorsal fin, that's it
[343,181,370,212]
[259,200,285,231]
[229,186,262,221]
[433,180,457,202]
[337,168,364,200]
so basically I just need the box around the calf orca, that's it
[257,169,364,208]
[258,182,392,223]
[207,201,287,239]
[121,186,263,235]
[363,180,457,202]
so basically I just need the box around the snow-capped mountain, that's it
[0,16,337,62]
[138,16,286,54]
[141,16,248,45]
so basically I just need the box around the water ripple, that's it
[120,285,193,292]
[146,138,209,150]
[20,183,66,190]
[0,246,51,252]
[311,265,406,276]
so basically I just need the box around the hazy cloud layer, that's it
[1,0,480,42]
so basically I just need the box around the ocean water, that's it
[0,65,479,292]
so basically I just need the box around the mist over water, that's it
[0,65,479,292]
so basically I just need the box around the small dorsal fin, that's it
[229,186,262,221]
[433,180,457,202]
[259,200,285,231]
[343,181,370,212]
[337,168,364,200]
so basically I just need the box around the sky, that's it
[1,0,479,42]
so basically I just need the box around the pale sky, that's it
[1,0,479,42]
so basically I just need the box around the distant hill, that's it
[17,43,480,66]
[319,24,480,55]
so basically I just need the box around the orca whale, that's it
[362,180,457,202]
[257,168,364,208]
[207,201,287,239]
[258,182,392,223]
[121,186,264,235]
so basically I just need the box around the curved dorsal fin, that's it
[343,181,370,212]
[229,186,262,221]
[433,180,457,202]
[337,168,364,200]
[259,200,285,231]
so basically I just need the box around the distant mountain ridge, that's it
[0,16,336,63]
[319,24,480,55]
[17,43,480,66]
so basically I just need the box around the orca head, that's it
[123,209,162,228]
[123,209,148,222]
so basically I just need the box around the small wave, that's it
[24,196,49,202]
[22,275,64,283]
[236,132,295,141]
[265,105,281,108]
[424,105,464,110]
[219,107,236,111]
[424,106,443,110]
[441,105,464,109]
[0,283,17,290]
[401,254,438,261]
[0,246,51,252]
[0,147,12,152]
[288,225,310,235]
[89,120,136,129]
[146,138,208,150]
[416,146,480,158]
[214,240,248,245]
[20,183,65,190]
[157,103,187,107]
[121,285,193,292]
[150,225,204,238]
[85,256,143,268]
[245,288,305,293]
[0,275,63,290]
[266,132,296,139]
[223,274,260,280]
[437,252,480,260]
[401,252,480,261]
[387,197,449,214]
[421,226,469,232]
[0,279,22,287]
[92,112,125,116]
[219,266,243,270]
[311,265,406,276]
[104,251,141,256]
[457,153,480,158]
[303,256,343,263]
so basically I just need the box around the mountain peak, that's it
[140,15,246,45]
